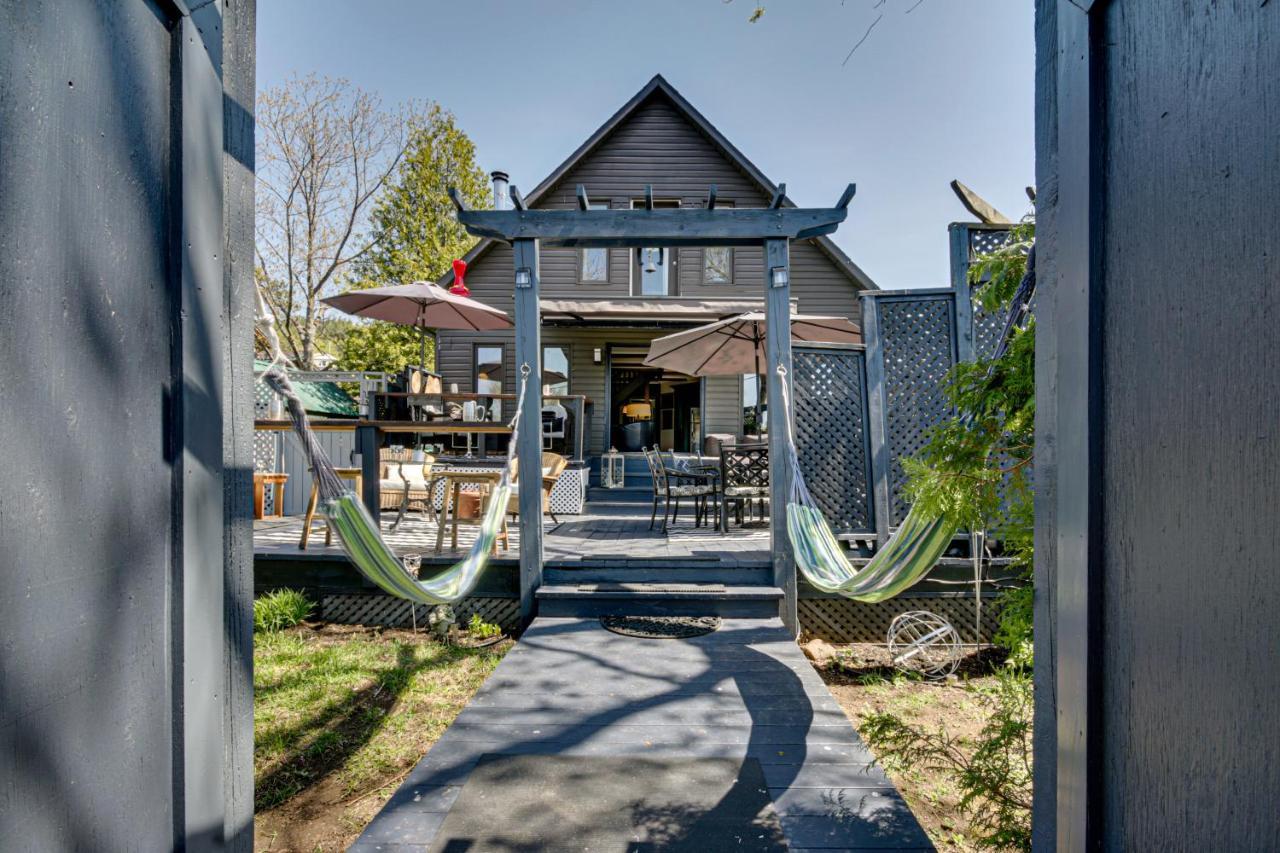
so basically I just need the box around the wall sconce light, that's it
[770,266,789,288]
[515,267,532,288]
[592,348,602,364]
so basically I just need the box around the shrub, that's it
[862,668,1033,850]
[254,589,313,633]
[466,613,502,639]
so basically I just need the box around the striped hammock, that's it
[262,365,525,607]
[776,368,958,603]
[777,245,1035,603]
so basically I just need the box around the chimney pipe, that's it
[490,170,510,211]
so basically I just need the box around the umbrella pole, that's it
[419,326,427,373]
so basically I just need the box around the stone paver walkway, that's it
[353,618,933,852]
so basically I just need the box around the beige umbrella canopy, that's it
[322,281,512,371]
[644,311,862,426]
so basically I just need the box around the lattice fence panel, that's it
[792,348,873,534]
[968,229,1013,359]
[799,594,1001,644]
[878,296,957,525]
[321,593,521,634]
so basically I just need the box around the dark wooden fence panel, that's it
[791,345,874,535]
[0,2,254,848]
[1040,1,1280,849]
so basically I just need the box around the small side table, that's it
[253,472,289,520]
[435,471,509,555]
[299,467,362,549]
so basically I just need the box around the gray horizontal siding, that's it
[438,88,870,456]
[456,93,864,322]
[703,374,743,438]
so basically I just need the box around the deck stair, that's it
[538,558,781,617]
[536,582,782,618]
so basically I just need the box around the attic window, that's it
[579,203,609,283]
[703,202,733,284]
[704,247,733,284]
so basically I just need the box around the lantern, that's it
[602,446,625,489]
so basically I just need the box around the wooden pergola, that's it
[450,182,857,632]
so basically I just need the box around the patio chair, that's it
[379,448,439,530]
[642,446,717,533]
[718,442,769,533]
[507,451,569,523]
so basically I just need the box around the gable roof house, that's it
[435,75,876,459]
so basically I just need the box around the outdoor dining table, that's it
[434,469,509,554]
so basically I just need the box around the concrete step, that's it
[535,583,783,618]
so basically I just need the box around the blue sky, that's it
[257,1,1034,289]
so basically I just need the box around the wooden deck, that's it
[351,617,932,851]
[254,501,771,568]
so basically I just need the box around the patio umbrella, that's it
[322,281,513,372]
[643,312,862,429]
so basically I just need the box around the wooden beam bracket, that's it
[770,183,787,209]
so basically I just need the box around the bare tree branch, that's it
[254,75,412,368]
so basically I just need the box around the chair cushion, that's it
[724,485,768,497]
[668,484,713,497]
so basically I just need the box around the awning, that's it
[540,297,800,325]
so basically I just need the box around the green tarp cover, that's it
[254,360,358,417]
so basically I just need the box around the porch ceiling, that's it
[540,297,799,325]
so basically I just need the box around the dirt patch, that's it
[813,643,1009,852]
[253,623,510,852]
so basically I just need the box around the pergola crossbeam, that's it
[449,183,855,248]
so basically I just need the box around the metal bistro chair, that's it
[718,442,769,533]
[643,447,717,533]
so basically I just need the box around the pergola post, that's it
[512,238,544,627]
[764,237,798,634]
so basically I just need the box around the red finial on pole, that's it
[449,258,470,296]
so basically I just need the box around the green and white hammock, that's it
[256,291,518,606]
[777,248,1035,603]
[776,366,959,603]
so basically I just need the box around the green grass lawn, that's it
[253,624,509,851]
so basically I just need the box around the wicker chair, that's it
[507,451,569,523]
[642,446,717,533]
[718,442,769,532]
[379,448,438,529]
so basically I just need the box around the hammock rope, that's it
[778,246,1036,603]
[254,285,523,606]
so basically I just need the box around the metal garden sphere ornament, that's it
[887,611,962,679]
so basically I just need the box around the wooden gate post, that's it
[512,238,544,627]
[764,237,797,633]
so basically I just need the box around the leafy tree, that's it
[335,105,491,373]
[336,321,433,375]
[352,104,491,287]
